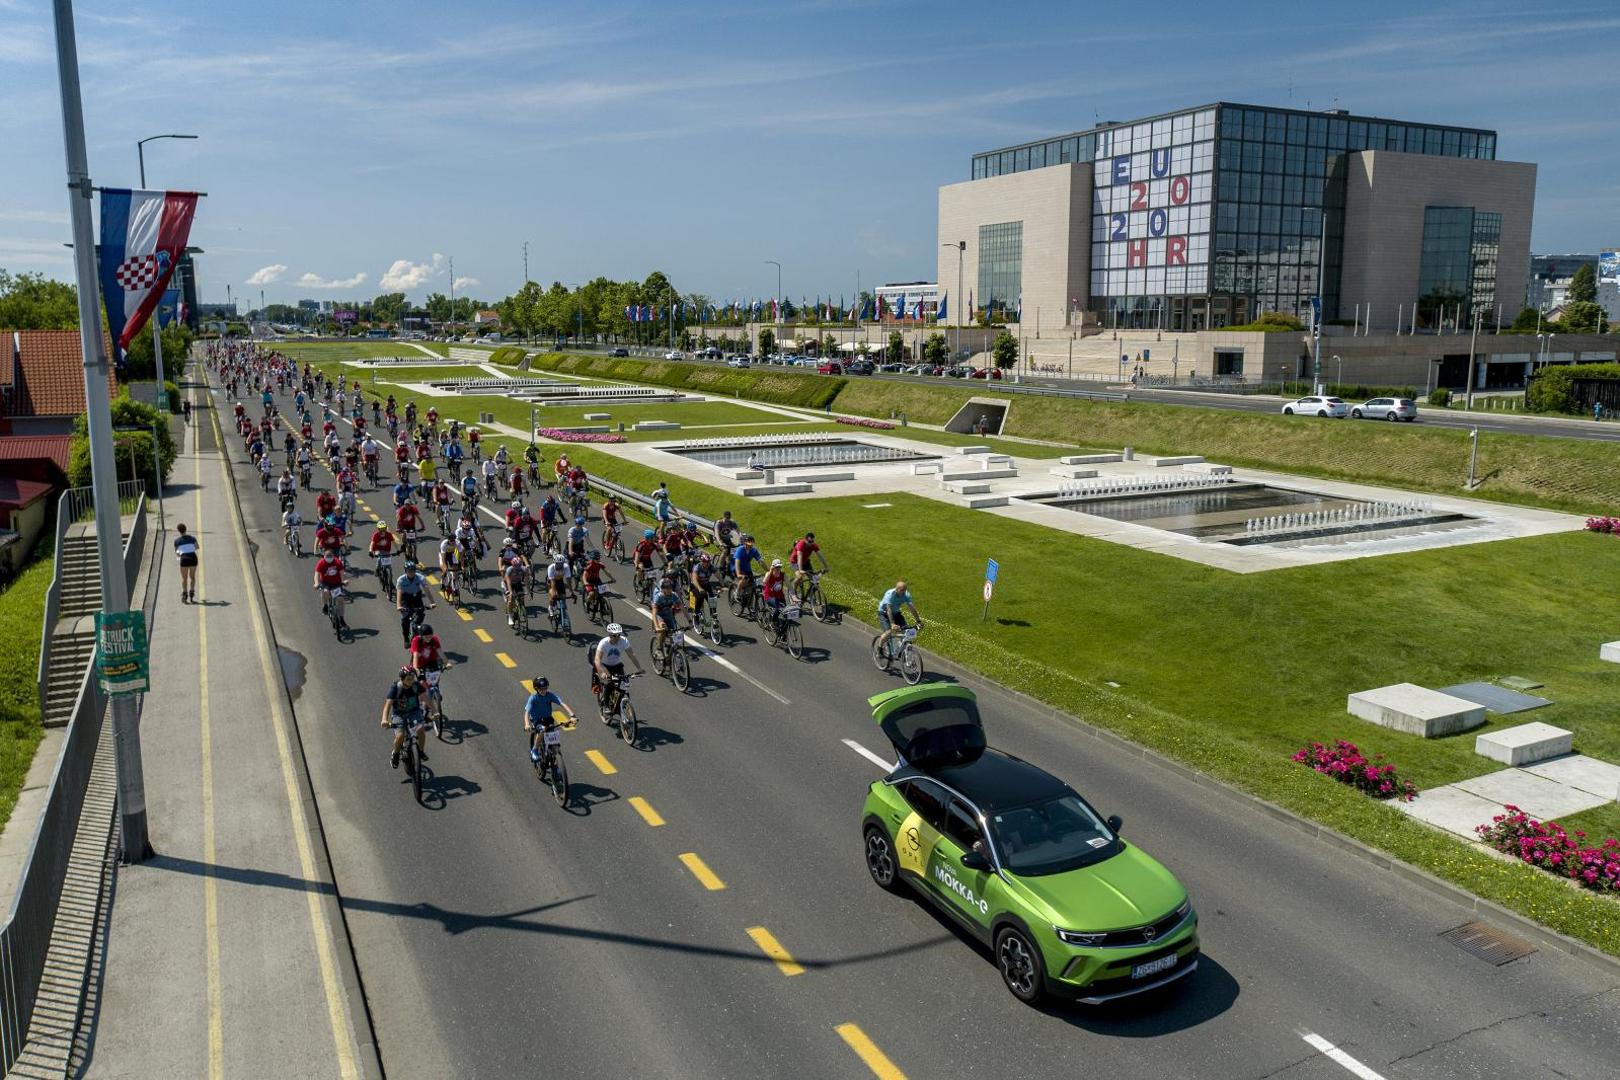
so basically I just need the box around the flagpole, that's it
[53,0,151,862]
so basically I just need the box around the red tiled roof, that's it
[0,435,73,473]
[5,329,118,418]
[0,476,54,510]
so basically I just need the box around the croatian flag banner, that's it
[98,188,198,356]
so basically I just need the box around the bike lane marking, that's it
[744,926,804,976]
[494,652,517,668]
[584,749,617,775]
[473,628,493,643]
[193,460,225,1080]
[834,1023,908,1079]
[678,853,727,891]
[1300,1034,1388,1080]
[628,796,666,827]
[842,738,894,772]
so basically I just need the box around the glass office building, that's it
[970,103,1497,330]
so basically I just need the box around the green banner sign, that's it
[96,610,149,696]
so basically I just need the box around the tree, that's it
[1558,301,1605,334]
[371,292,407,326]
[886,330,904,362]
[922,332,948,364]
[758,328,776,357]
[1568,263,1598,305]
[0,269,79,329]
[991,331,1019,369]
[1509,306,1541,333]
[68,391,176,486]
[121,320,194,386]
[424,292,452,323]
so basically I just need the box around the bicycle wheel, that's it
[871,636,891,672]
[651,638,667,675]
[785,621,803,659]
[599,597,615,626]
[431,692,444,739]
[704,609,723,646]
[727,584,745,617]
[619,701,638,747]
[671,648,690,692]
[549,754,569,807]
[408,743,423,803]
[900,644,923,685]
[808,585,828,622]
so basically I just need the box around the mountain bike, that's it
[727,575,761,622]
[693,590,724,646]
[400,721,426,804]
[584,585,614,627]
[364,458,379,487]
[533,725,568,807]
[650,628,691,692]
[423,668,445,739]
[548,593,573,639]
[285,524,303,557]
[598,672,640,746]
[794,571,829,622]
[507,585,529,634]
[376,555,396,600]
[872,625,923,685]
[605,524,626,563]
[633,565,654,605]
[321,587,350,641]
[766,604,804,658]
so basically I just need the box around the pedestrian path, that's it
[1399,755,1620,837]
[82,387,375,1078]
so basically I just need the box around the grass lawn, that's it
[345,364,515,384]
[0,547,52,832]
[274,341,440,364]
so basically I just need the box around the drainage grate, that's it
[1440,921,1538,966]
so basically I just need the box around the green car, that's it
[860,684,1199,1005]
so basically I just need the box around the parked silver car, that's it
[1350,397,1418,422]
[1281,395,1348,418]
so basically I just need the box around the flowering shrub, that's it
[1584,516,1620,533]
[1476,806,1620,895]
[1291,740,1418,801]
[834,415,895,430]
[536,427,626,444]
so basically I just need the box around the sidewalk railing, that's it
[36,497,74,724]
[60,480,146,524]
[4,494,146,1068]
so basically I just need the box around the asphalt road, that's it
[219,383,1620,1079]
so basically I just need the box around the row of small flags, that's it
[621,290,1020,324]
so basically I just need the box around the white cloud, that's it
[453,276,479,290]
[246,263,286,285]
[379,252,447,291]
[297,271,367,289]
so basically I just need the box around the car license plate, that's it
[1131,953,1177,980]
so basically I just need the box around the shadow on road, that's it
[561,781,620,816]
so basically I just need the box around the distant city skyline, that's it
[2,0,1616,308]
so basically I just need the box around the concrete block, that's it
[956,445,993,455]
[783,471,855,483]
[740,483,813,497]
[726,469,763,480]
[980,454,1013,469]
[963,494,1009,509]
[583,412,611,421]
[1153,455,1205,467]
[1048,467,1098,479]
[947,481,992,494]
[551,425,609,434]
[911,461,943,475]
[632,421,681,430]
[1061,454,1122,465]
[1601,641,1620,664]
[1347,683,1487,738]
[1183,462,1233,475]
[941,468,1018,483]
[1474,722,1573,766]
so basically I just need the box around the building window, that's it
[1417,206,1476,327]
[977,221,1024,320]
[1469,211,1502,318]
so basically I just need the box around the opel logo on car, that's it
[1142,926,1157,941]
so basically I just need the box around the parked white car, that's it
[663,350,686,361]
[1281,395,1348,418]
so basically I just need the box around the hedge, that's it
[530,352,845,409]
[487,346,528,367]
[1525,362,1620,415]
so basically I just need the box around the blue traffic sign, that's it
[985,558,999,583]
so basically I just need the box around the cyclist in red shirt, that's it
[661,525,687,563]
[789,530,829,599]
[409,626,443,673]
[425,405,439,431]
[315,490,337,518]
[315,517,346,556]
[509,464,526,497]
[313,552,348,628]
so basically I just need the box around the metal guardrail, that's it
[586,475,715,533]
[2,493,146,1068]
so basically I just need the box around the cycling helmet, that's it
[771,558,783,568]
[553,552,566,565]
[643,529,656,540]
[417,624,433,637]
[533,675,549,690]
[742,533,754,541]
[575,515,585,525]
[398,665,416,679]
[588,550,600,560]
[685,522,698,532]
[699,552,712,564]
[605,623,623,636]
[404,561,419,571]
[804,532,815,541]
[511,499,523,509]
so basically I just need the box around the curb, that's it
[204,377,388,1079]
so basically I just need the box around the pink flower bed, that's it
[1584,516,1620,533]
[834,416,895,430]
[1477,805,1620,894]
[536,427,626,444]
[1291,739,1418,801]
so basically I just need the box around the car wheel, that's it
[864,826,902,893]
[995,926,1047,1005]
[1283,408,1294,415]
[1385,411,1397,421]
[1351,409,1363,419]
[1317,410,1327,417]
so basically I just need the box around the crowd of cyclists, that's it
[205,341,923,798]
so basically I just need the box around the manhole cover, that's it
[1440,921,1537,966]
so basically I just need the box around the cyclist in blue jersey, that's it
[876,579,921,654]
[523,676,578,765]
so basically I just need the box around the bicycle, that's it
[597,671,640,746]
[871,625,923,684]
[506,586,529,634]
[605,524,626,563]
[533,724,568,807]
[584,586,614,627]
[633,565,654,605]
[376,556,396,602]
[727,576,761,622]
[765,604,805,658]
[440,564,461,604]
[423,668,446,739]
[401,530,419,564]
[321,587,350,641]
[547,593,573,638]
[692,590,724,646]
[364,458,379,487]
[794,571,829,622]
[285,525,303,557]
[399,720,426,804]
[650,628,692,692]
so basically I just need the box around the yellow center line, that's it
[194,459,224,1080]
[520,679,534,692]
[584,749,617,775]
[494,651,517,668]
[473,628,493,643]
[746,926,804,976]
[835,1023,907,1079]
[678,852,726,891]
[425,573,438,585]
[628,796,665,826]
[456,609,473,622]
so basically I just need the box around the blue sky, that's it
[1,0,1615,307]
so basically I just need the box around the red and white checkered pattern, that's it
[113,255,160,292]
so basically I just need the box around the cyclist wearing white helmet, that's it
[590,622,644,695]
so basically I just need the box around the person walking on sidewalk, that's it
[174,523,200,603]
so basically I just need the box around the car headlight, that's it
[1173,898,1192,922]
[1054,927,1107,947]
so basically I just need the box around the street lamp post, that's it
[1332,353,1342,389]
[942,240,964,364]
[137,133,197,443]
[765,260,782,326]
